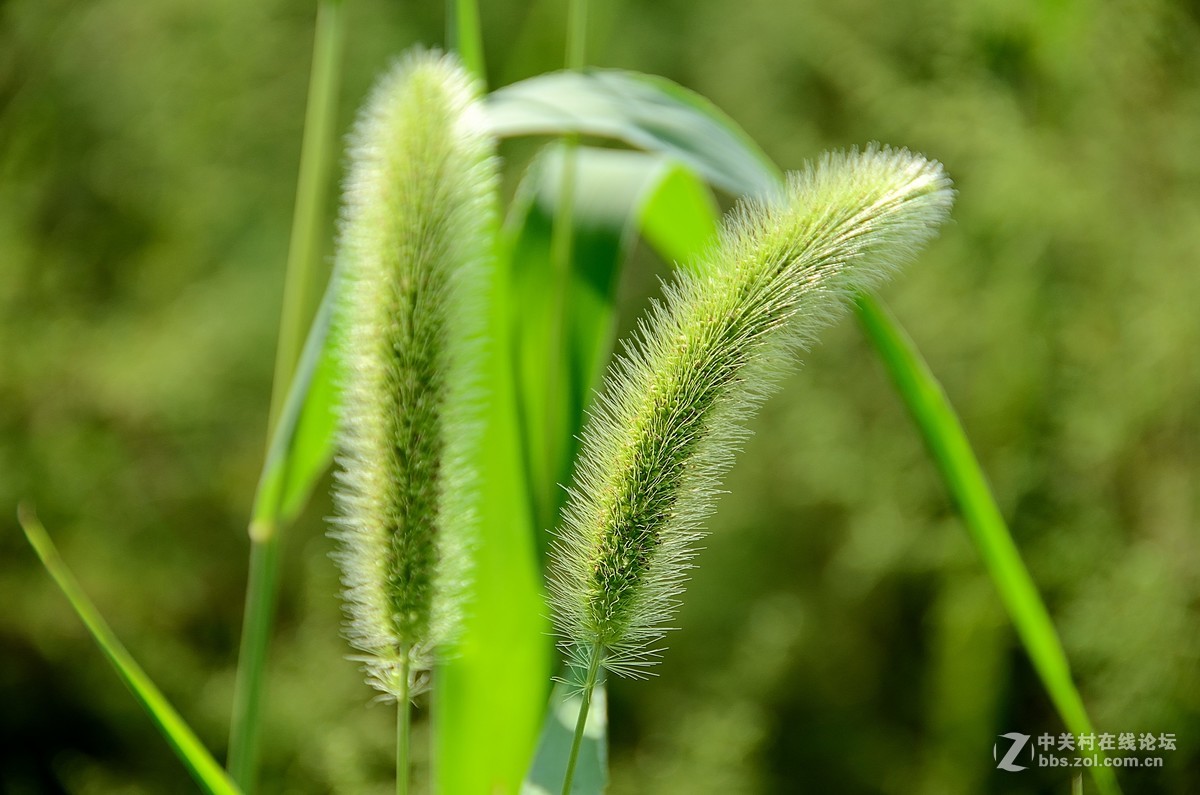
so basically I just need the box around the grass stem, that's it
[539,0,587,529]
[397,656,412,795]
[266,0,346,438]
[560,643,601,795]
[228,1,345,789]
[566,0,588,72]
[228,527,281,789]
[447,0,486,85]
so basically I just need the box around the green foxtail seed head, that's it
[330,51,495,700]
[549,146,953,679]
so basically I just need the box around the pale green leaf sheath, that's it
[331,51,494,700]
[550,147,954,679]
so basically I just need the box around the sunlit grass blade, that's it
[855,295,1122,795]
[433,229,549,795]
[17,506,242,795]
[637,163,720,270]
[250,280,339,534]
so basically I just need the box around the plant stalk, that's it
[555,18,596,795]
[228,530,281,789]
[566,0,588,71]
[266,0,346,438]
[560,644,601,795]
[397,655,412,795]
[447,0,486,85]
[228,0,345,789]
[538,0,588,529]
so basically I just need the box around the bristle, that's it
[330,50,495,699]
[549,145,953,678]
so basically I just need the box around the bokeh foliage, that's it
[2,0,1197,793]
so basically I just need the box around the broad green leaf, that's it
[636,160,720,270]
[486,70,781,198]
[433,221,551,795]
[484,70,1113,794]
[522,676,608,795]
[250,281,339,536]
[504,143,714,532]
[17,508,243,795]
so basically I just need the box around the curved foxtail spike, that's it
[549,146,954,679]
[330,50,495,700]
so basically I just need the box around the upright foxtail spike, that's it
[330,50,495,700]
[549,145,954,679]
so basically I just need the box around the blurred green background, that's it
[2,0,1197,793]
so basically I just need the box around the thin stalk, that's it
[561,644,602,795]
[447,0,486,85]
[556,11,595,791]
[566,0,588,71]
[266,0,346,438]
[539,146,578,529]
[228,532,281,788]
[397,656,412,795]
[539,0,587,527]
[228,0,345,789]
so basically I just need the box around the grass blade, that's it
[229,0,346,788]
[856,294,1121,795]
[17,507,242,795]
[250,281,339,533]
[432,225,551,795]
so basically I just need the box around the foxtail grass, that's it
[329,49,495,792]
[550,145,952,793]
